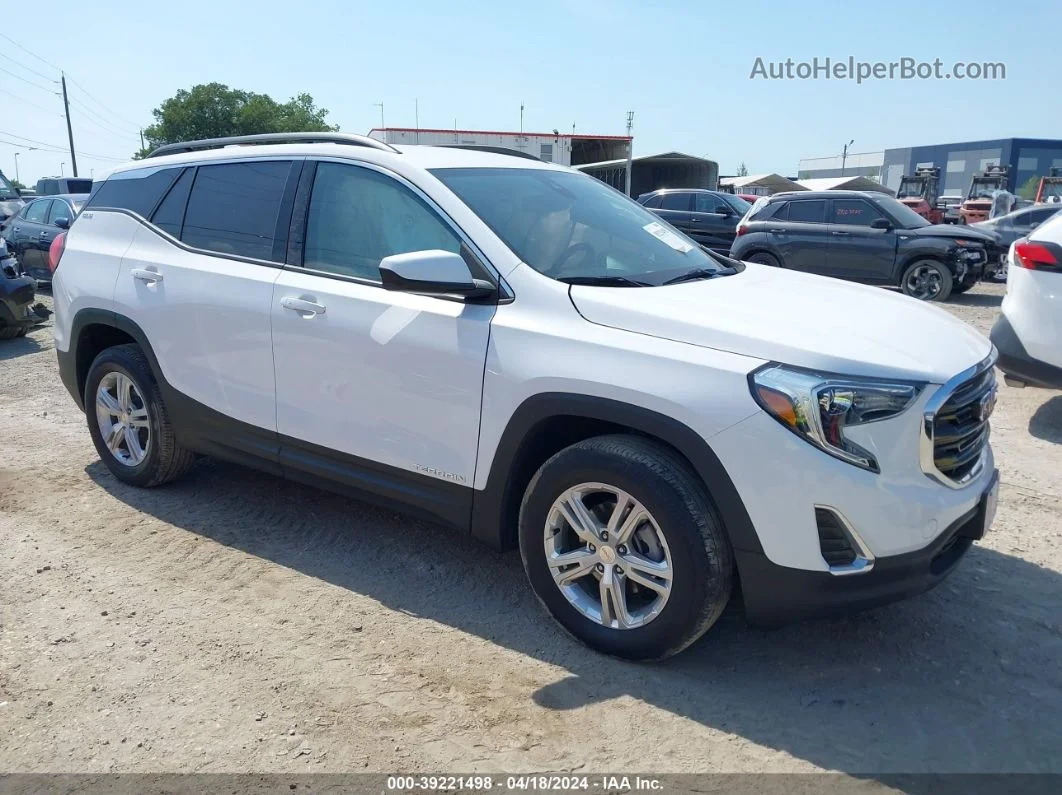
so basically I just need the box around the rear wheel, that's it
[518,435,733,661]
[85,344,196,487]
[0,326,28,339]
[901,259,953,301]
[747,252,781,268]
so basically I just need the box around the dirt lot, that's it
[1,283,1060,777]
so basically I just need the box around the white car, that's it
[50,133,999,660]
[991,215,1062,389]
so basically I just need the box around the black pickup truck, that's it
[730,190,996,301]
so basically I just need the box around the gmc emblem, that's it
[976,389,997,422]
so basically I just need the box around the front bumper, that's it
[0,268,35,330]
[990,314,1062,389]
[737,473,995,625]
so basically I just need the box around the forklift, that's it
[959,164,1010,224]
[896,166,943,224]
[1034,167,1062,204]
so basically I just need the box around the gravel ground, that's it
[1,282,1060,777]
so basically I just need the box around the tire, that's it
[518,434,733,661]
[951,272,979,294]
[747,252,781,268]
[84,343,196,488]
[900,259,953,302]
[0,326,28,339]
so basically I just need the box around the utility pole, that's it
[624,111,634,197]
[140,129,145,152]
[60,162,65,176]
[520,103,524,133]
[60,73,79,178]
[374,102,385,131]
[13,152,19,184]
[415,98,419,144]
[841,139,854,177]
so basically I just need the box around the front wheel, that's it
[519,435,733,661]
[901,259,954,302]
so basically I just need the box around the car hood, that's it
[569,264,991,383]
[908,224,996,242]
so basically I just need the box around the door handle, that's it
[281,296,327,316]
[831,230,850,236]
[131,268,163,284]
[13,226,20,233]
[768,229,785,235]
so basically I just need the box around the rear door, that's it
[825,198,897,282]
[652,192,694,237]
[110,159,298,454]
[771,199,830,274]
[13,199,52,276]
[690,192,738,253]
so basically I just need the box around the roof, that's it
[371,127,631,141]
[795,176,895,195]
[719,173,805,193]
[108,140,566,179]
[577,151,717,170]
[767,189,891,200]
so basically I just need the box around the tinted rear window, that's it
[64,179,93,194]
[87,168,182,217]
[659,192,691,211]
[180,161,291,262]
[786,200,826,223]
[150,168,194,238]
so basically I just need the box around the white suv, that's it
[991,214,1062,389]
[51,133,1000,660]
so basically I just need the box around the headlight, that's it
[750,364,921,472]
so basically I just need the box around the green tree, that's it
[136,83,337,158]
[737,162,749,177]
[1017,175,1041,201]
[10,179,25,190]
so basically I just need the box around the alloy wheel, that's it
[95,372,150,466]
[543,483,673,630]
[906,263,943,300]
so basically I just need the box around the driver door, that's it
[270,160,495,515]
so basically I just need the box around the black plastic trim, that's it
[990,313,1062,389]
[469,393,762,555]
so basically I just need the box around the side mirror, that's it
[715,205,733,216]
[870,217,893,230]
[379,249,495,300]
[1030,221,1041,230]
[54,216,70,230]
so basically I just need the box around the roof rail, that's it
[146,132,399,159]
[435,144,541,161]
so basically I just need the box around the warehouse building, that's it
[368,127,631,167]
[799,138,1062,199]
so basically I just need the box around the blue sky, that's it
[1,0,1057,184]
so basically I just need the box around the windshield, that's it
[874,196,932,228]
[432,167,731,285]
[0,172,19,201]
[896,180,925,199]
[722,193,752,214]
[969,180,1002,200]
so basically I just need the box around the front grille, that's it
[816,508,856,567]
[928,365,996,484]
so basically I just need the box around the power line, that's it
[0,31,60,71]
[0,51,55,82]
[69,97,140,139]
[0,129,126,162]
[0,65,55,93]
[69,101,141,143]
[65,74,141,130]
[0,88,62,117]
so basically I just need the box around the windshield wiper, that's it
[662,267,734,285]
[557,275,651,287]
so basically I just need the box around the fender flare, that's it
[469,393,762,555]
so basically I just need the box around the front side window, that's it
[303,162,461,281]
[432,167,730,285]
[786,200,826,223]
[694,193,728,214]
[25,199,51,224]
[830,199,883,226]
[181,161,291,261]
[722,193,752,214]
[47,200,71,224]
